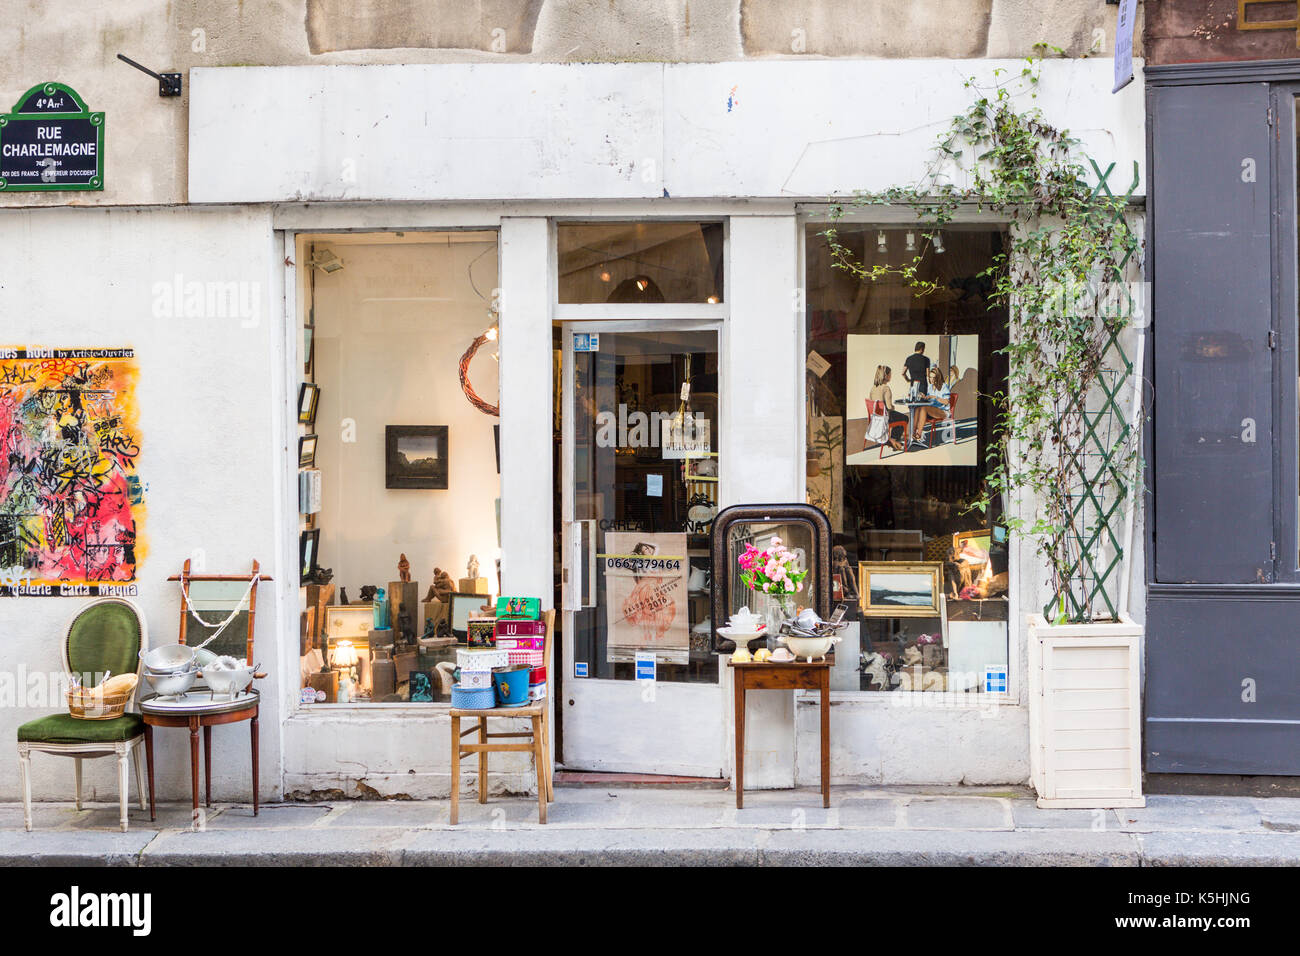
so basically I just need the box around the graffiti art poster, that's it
[0,348,144,596]
[601,532,688,664]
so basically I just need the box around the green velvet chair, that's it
[16,598,149,832]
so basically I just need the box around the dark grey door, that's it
[1151,82,1274,585]
[1147,76,1300,775]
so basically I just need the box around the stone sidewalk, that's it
[3,786,1299,866]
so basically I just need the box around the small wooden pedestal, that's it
[729,660,831,809]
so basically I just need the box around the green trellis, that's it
[1045,159,1144,622]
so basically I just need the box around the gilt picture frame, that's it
[858,561,942,618]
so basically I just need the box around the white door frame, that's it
[558,319,726,777]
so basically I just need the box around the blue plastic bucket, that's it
[493,665,530,706]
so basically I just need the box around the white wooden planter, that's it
[1028,613,1145,809]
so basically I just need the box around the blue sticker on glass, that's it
[575,661,589,678]
[984,665,1008,694]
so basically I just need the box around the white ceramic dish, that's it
[780,633,841,662]
[142,689,256,711]
[716,626,764,645]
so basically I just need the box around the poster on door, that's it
[602,532,689,664]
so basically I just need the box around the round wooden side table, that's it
[140,690,260,823]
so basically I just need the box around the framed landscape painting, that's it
[385,425,448,489]
[858,561,942,618]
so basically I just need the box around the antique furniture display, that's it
[16,598,150,832]
[730,658,831,810]
[141,560,270,823]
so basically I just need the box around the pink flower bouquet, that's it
[738,537,808,595]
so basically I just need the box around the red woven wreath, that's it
[459,329,499,417]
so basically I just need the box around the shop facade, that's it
[1145,5,1300,777]
[0,22,1146,802]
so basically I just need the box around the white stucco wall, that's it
[188,59,1144,204]
[0,205,289,803]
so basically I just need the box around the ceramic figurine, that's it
[398,553,411,583]
[426,567,455,603]
[360,585,378,603]
[467,554,479,580]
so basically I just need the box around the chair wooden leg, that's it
[117,747,130,832]
[449,715,460,826]
[531,715,547,824]
[477,717,488,805]
[17,746,32,832]
[132,744,147,810]
[73,757,83,811]
[541,709,554,803]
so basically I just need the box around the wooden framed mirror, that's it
[709,503,832,652]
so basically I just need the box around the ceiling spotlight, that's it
[599,265,612,283]
[906,232,916,252]
[933,232,946,254]
[877,231,888,254]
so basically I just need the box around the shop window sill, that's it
[794,689,1018,708]
[289,702,455,718]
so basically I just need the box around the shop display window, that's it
[557,221,724,304]
[804,223,1011,695]
[296,230,501,705]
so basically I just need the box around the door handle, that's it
[563,521,582,611]
[583,519,597,609]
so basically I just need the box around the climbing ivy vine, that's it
[824,60,1143,623]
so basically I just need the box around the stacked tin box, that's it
[495,597,546,700]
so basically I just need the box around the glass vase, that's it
[755,591,796,652]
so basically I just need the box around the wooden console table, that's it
[140,690,260,822]
[729,659,830,809]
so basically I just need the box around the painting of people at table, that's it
[846,334,978,466]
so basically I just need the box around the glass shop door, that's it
[559,322,723,777]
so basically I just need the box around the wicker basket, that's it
[67,687,132,720]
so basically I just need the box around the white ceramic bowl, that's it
[781,633,841,662]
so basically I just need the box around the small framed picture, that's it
[685,454,719,480]
[449,592,491,643]
[299,528,321,585]
[298,383,320,425]
[299,434,318,468]
[385,425,448,489]
[858,561,942,618]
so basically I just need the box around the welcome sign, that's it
[0,82,104,191]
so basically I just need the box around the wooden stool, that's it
[448,609,554,824]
